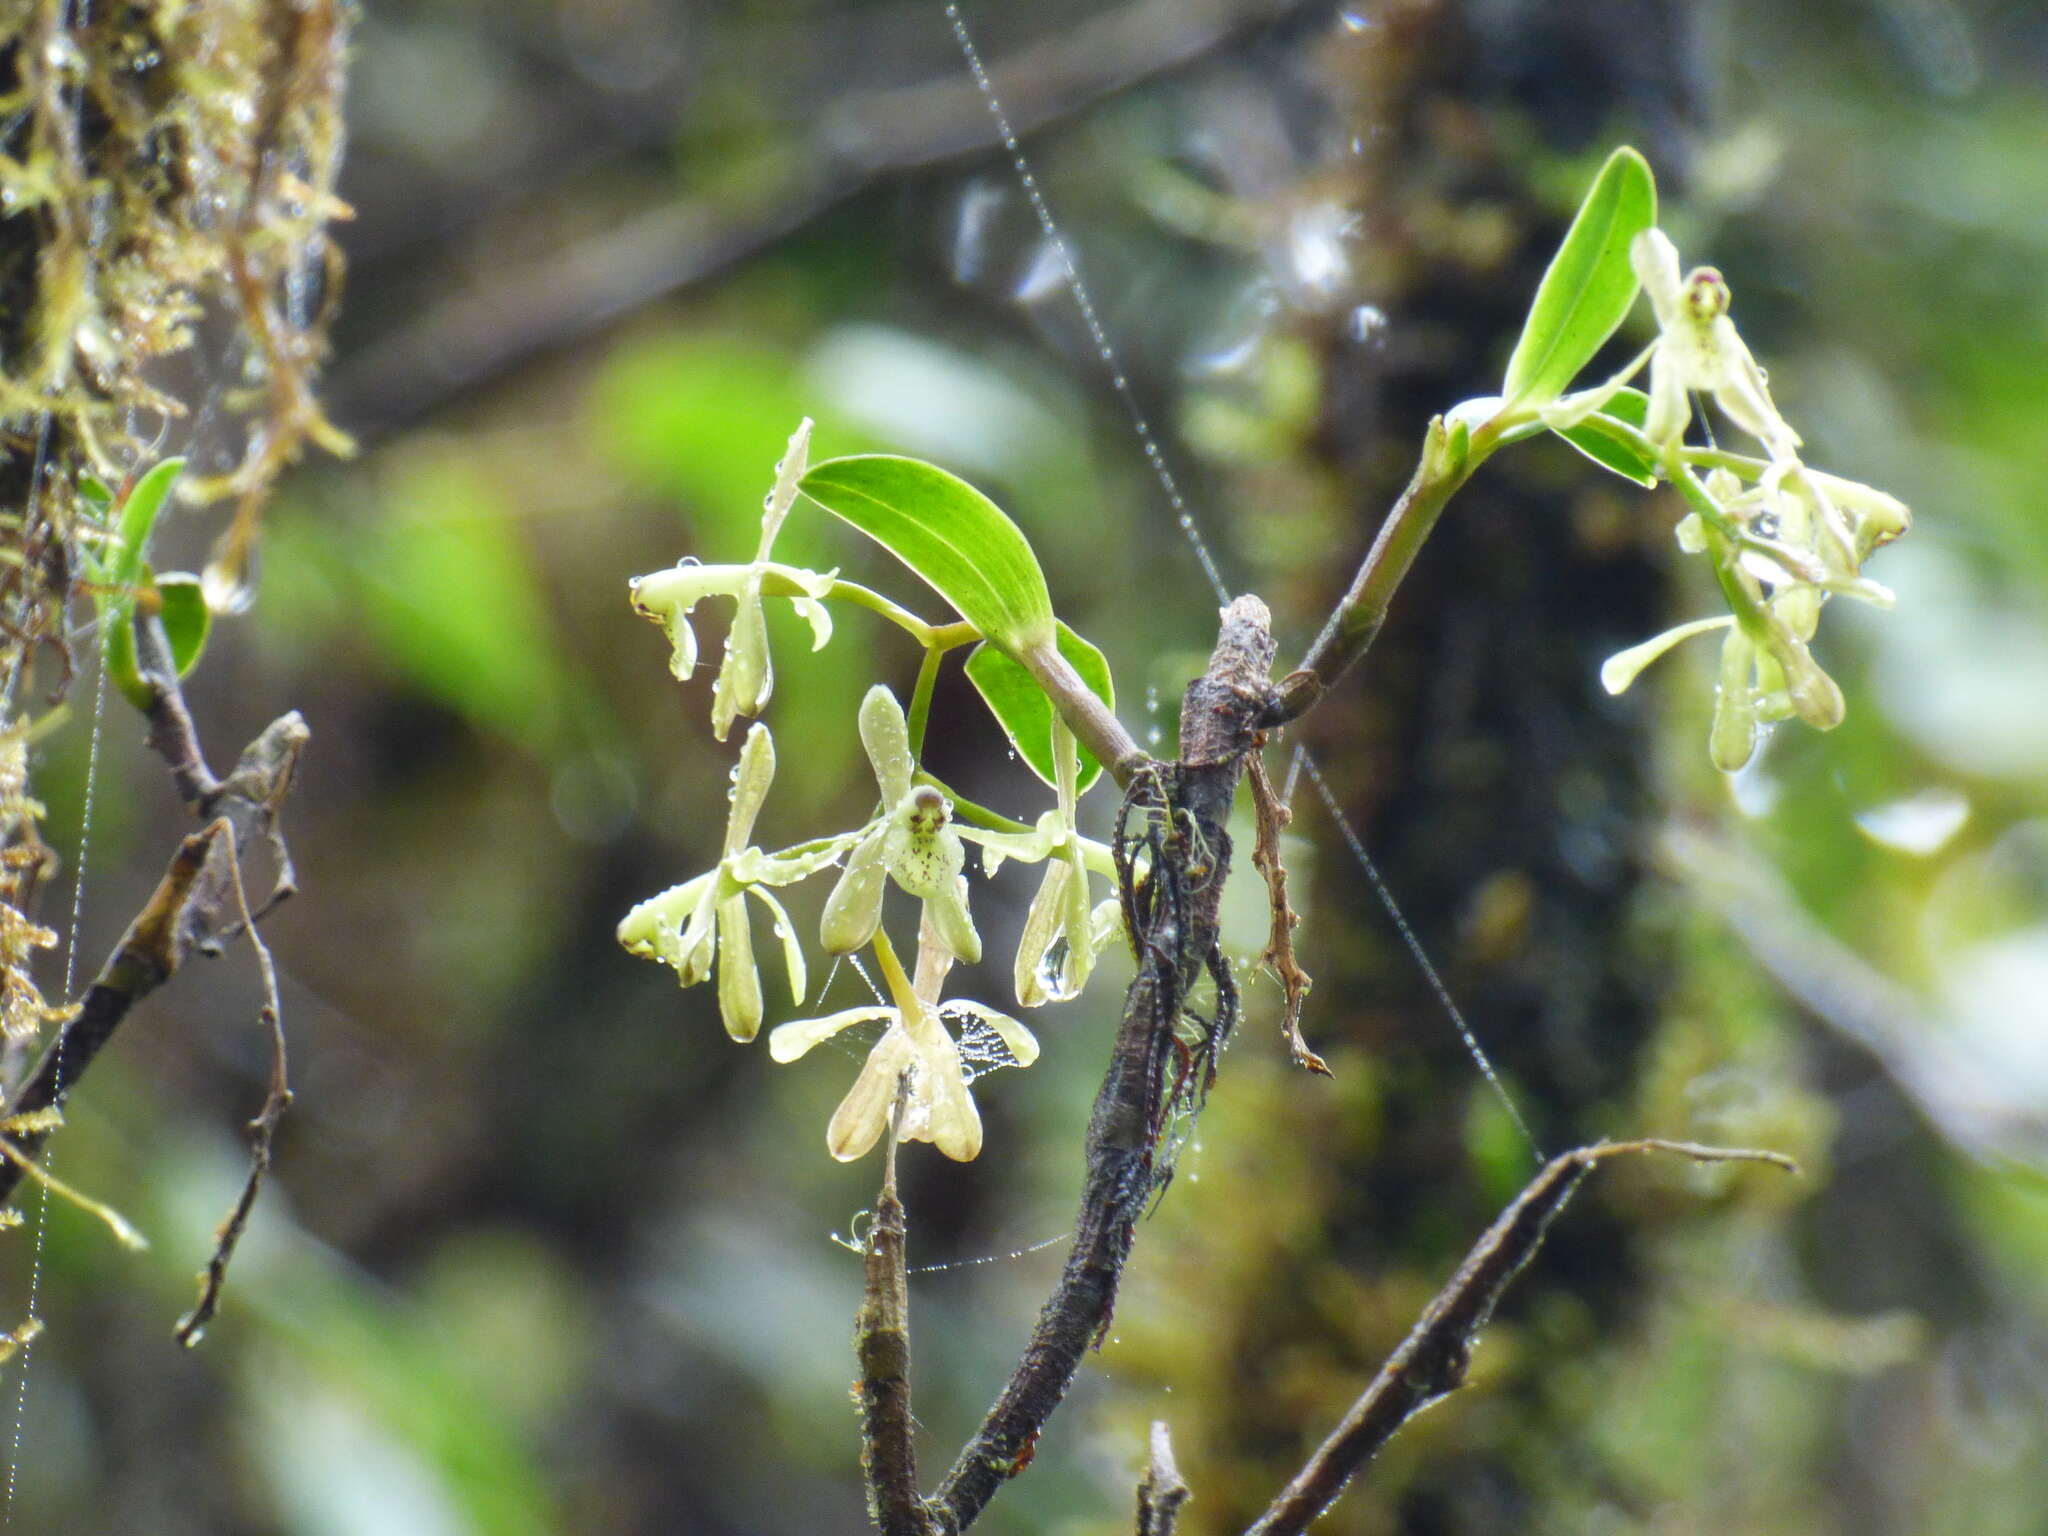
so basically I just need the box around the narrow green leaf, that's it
[156,573,212,676]
[106,458,186,598]
[1501,147,1657,409]
[1553,387,1658,486]
[965,623,1115,792]
[800,456,1055,652]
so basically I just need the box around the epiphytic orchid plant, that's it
[617,420,1123,1162]
[619,148,1910,1170]
[615,147,1888,1534]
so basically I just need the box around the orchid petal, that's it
[827,1026,915,1162]
[858,686,916,805]
[1599,615,1736,696]
[769,1006,893,1064]
[921,873,982,968]
[746,884,807,1005]
[1710,626,1761,772]
[710,580,771,742]
[724,723,776,856]
[733,829,865,888]
[820,822,889,955]
[947,1001,1040,1068]
[757,418,812,558]
[1014,857,1072,1007]
[1631,228,1683,329]
[917,1026,983,1162]
[715,889,762,1041]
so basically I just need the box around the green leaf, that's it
[155,573,212,676]
[1554,386,1658,486]
[965,622,1116,792]
[105,458,186,600]
[800,455,1056,652]
[1501,147,1657,409]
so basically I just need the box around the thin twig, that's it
[174,820,293,1347]
[1246,752,1322,1075]
[1135,1421,1192,1536]
[1243,1139,1798,1536]
[0,615,306,1209]
[934,596,1276,1531]
[858,1080,932,1536]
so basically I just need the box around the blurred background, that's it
[7,0,2048,1531]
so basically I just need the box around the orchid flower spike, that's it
[819,685,981,965]
[770,920,1037,1162]
[617,723,851,1040]
[627,419,836,740]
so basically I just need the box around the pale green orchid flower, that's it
[618,723,852,1040]
[1603,459,1910,769]
[1631,229,1799,462]
[770,922,1037,1162]
[819,685,981,965]
[1539,229,1799,464]
[627,418,836,740]
[957,719,1105,1006]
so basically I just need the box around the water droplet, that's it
[1144,684,1160,716]
[1347,304,1387,345]
[201,552,258,616]
[1338,7,1373,33]
[1035,939,1080,1003]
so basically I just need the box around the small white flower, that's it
[770,924,1038,1162]
[1630,229,1800,461]
[618,723,850,1040]
[819,686,981,965]
[626,419,836,740]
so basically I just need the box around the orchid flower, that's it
[627,418,836,740]
[770,921,1037,1162]
[819,685,980,965]
[617,723,853,1040]
[1629,229,1799,461]
[1601,461,1911,769]
[953,719,1116,1006]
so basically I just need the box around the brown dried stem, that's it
[1243,1139,1798,1536]
[1246,752,1322,1075]
[173,826,293,1348]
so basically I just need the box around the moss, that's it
[0,0,353,682]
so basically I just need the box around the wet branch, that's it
[934,596,1276,1531]
[857,1087,931,1536]
[1243,1139,1798,1536]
